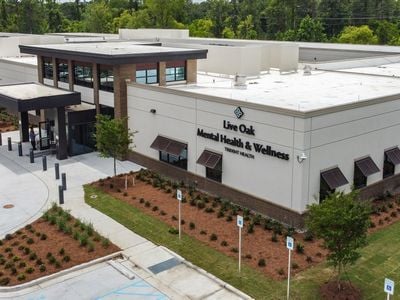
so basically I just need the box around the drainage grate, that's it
[148,258,181,274]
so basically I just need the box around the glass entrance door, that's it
[39,121,50,150]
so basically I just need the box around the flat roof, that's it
[20,41,208,65]
[0,56,37,66]
[168,70,400,113]
[0,83,80,111]
[342,63,400,77]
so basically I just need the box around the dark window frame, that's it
[73,62,93,88]
[319,175,334,203]
[353,163,367,189]
[57,59,69,83]
[43,57,53,80]
[383,153,395,178]
[159,146,188,170]
[99,64,114,92]
[206,158,222,183]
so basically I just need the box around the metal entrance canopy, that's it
[0,82,81,160]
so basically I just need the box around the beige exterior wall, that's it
[186,59,197,84]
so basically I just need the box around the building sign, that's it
[234,107,244,119]
[197,120,290,161]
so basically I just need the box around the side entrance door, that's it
[39,121,50,150]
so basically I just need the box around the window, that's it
[383,154,395,178]
[206,159,222,182]
[353,157,380,189]
[319,167,348,203]
[197,150,222,183]
[166,61,186,82]
[57,59,69,83]
[353,164,367,189]
[43,57,53,80]
[73,62,93,88]
[136,63,158,84]
[99,65,114,92]
[383,148,400,179]
[159,147,187,170]
[150,135,187,170]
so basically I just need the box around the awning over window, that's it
[355,156,380,177]
[385,147,400,165]
[197,150,222,169]
[321,167,348,190]
[150,136,186,156]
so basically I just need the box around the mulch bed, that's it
[91,170,329,280]
[0,206,119,286]
[0,121,16,133]
[320,280,363,300]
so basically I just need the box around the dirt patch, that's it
[0,207,119,286]
[369,196,400,233]
[92,171,328,280]
[320,280,363,300]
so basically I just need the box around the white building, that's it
[2,30,400,225]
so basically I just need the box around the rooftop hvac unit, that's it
[234,74,247,89]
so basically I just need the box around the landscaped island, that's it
[0,205,119,286]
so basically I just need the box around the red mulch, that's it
[0,217,119,286]
[92,173,329,280]
[0,121,16,133]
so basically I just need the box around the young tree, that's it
[306,190,371,291]
[94,115,134,176]
[338,25,378,44]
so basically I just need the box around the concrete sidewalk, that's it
[0,131,252,300]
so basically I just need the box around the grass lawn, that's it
[85,185,399,299]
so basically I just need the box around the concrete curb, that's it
[159,246,253,300]
[0,251,123,293]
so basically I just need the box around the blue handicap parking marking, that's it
[96,279,168,300]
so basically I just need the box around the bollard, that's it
[42,156,47,171]
[55,163,60,180]
[61,173,67,191]
[58,185,64,205]
[0,132,2,146]
[18,142,22,157]
[7,137,11,151]
[29,149,34,163]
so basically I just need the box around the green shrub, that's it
[258,258,266,267]
[271,233,278,242]
[11,267,17,275]
[17,274,26,281]
[26,238,34,245]
[189,222,195,230]
[220,240,228,247]
[55,261,61,268]
[160,210,167,216]
[0,258,5,265]
[12,256,20,262]
[210,233,218,241]
[277,268,285,275]
[18,245,24,251]
[4,261,14,269]
[26,267,34,274]
[39,264,46,272]
[88,242,95,252]
[101,238,110,248]
[168,228,179,235]
[197,200,206,209]
[29,253,37,261]
[46,252,52,259]
[200,230,207,235]
[63,255,71,262]
[73,231,80,240]
[23,247,30,255]
[231,247,238,253]
[36,259,43,266]
[217,210,224,218]
[139,198,145,204]
[5,234,12,240]
[245,254,252,259]
[79,233,89,247]
[171,215,178,221]
[48,256,56,264]
[205,207,215,213]
[306,256,313,263]
[292,262,299,269]
[18,262,26,268]
[247,223,255,234]
[226,215,233,222]
[152,206,159,212]
[59,248,65,256]
[296,243,305,254]
[87,223,94,237]
[0,277,10,286]
[303,231,314,242]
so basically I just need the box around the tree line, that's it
[1,0,400,45]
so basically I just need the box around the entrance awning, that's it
[0,83,80,112]
[385,147,400,165]
[150,135,186,156]
[197,150,222,169]
[355,156,380,176]
[321,167,348,189]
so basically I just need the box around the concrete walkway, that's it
[0,131,251,300]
